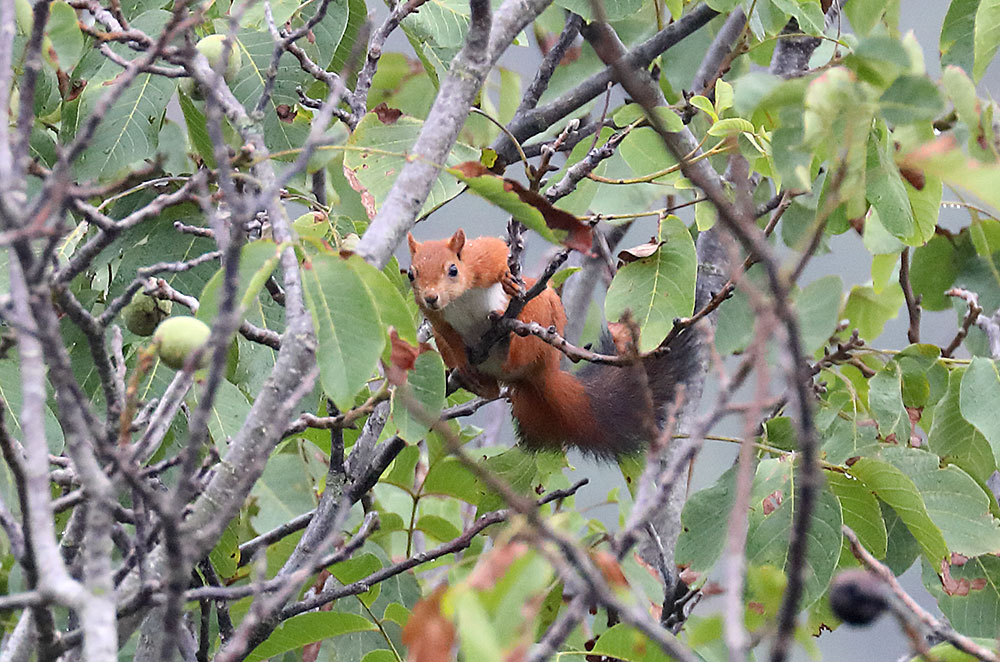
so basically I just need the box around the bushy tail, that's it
[511,327,700,458]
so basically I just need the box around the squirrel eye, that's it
[447,264,459,277]
[407,268,415,281]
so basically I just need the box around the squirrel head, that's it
[406,229,470,312]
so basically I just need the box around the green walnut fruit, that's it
[197,34,242,82]
[122,292,172,337]
[182,35,242,100]
[153,316,212,370]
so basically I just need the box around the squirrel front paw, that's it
[501,271,523,298]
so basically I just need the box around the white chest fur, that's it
[443,283,509,376]
[443,283,509,342]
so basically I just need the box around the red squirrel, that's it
[407,229,686,457]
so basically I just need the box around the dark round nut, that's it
[122,292,172,336]
[828,569,889,626]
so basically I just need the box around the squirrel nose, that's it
[423,294,439,307]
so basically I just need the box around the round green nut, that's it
[182,35,242,100]
[153,316,211,370]
[196,34,242,83]
[122,292,172,336]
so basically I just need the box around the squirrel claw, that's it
[501,272,523,298]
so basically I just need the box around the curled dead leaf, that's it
[373,102,403,124]
[402,585,455,662]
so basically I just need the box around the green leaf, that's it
[959,357,1000,463]
[391,350,446,442]
[675,466,735,573]
[714,286,753,355]
[452,591,503,662]
[869,361,910,442]
[827,471,888,558]
[0,354,65,453]
[974,0,1000,80]
[71,73,175,181]
[209,522,241,578]
[250,449,317,534]
[745,458,843,609]
[194,378,252,453]
[303,0,350,69]
[796,275,843,353]
[942,0,980,73]
[348,255,418,345]
[301,252,384,409]
[245,612,377,662]
[605,217,696,352]
[880,446,1000,557]
[197,240,281,325]
[930,367,997,484]
[423,456,480,504]
[178,90,216,168]
[343,112,478,218]
[850,456,949,564]
[883,500,921,574]
[845,0,892,35]
[552,0,642,22]
[230,29,311,156]
[879,75,946,125]
[590,624,672,662]
[866,133,919,244]
[910,234,958,311]
[47,1,84,70]
[706,117,756,137]
[619,127,680,183]
[942,65,981,138]
[924,554,1000,638]
[842,283,904,341]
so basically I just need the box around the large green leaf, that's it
[391,350,446,442]
[71,72,175,181]
[230,29,311,156]
[866,133,920,244]
[959,357,1000,463]
[876,447,1000,557]
[349,255,418,344]
[796,275,843,353]
[47,1,84,71]
[910,234,959,311]
[879,75,946,126]
[974,0,1000,80]
[678,458,843,608]
[868,361,910,443]
[249,447,317,535]
[246,612,377,662]
[850,455,949,565]
[196,240,282,325]
[745,458,842,609]
[675,466,735,573]
[343,112,479,218]
[0,354,65,453]
[605,216,696,352]
[930,367,997,484]
[923,554,1000,639]
[827,471,888,558]
[942,0,980,73]
[301,252,384,408]
[842,283,903,341]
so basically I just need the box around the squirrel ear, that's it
[449,229,466,257]
[407,232,419,256]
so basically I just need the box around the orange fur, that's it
[407,229,678,456]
